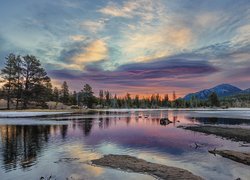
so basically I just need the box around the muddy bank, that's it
[91,154,203,180]
[209,150,250,166]
[182,125,250,143]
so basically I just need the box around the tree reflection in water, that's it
[60,125,68,139]
[0,123,79,172]
[0,111,181,172]
[0,125,51,171]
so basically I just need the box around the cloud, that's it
[48,57,220,97]
[1,0,250,95]
[80,20,106,33]
[120,26,193,63]
[231,24,250,45]
[97,1,195,66]
[56,39,109,71]
[50,58,219,88]
[72,39,109,65]
[69,35,86,42]
[99,1,139,18]
[99,0,165,22]
[196,12,221,28]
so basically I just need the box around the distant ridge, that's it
[241,88,250,93]
[184,84,243,100]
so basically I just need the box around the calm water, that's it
[0,110,250,180]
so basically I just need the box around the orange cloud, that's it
[73,39,108,64]
[99,1,138,18]
[122,26,193,62]
[55,39,109,71]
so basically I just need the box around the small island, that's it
[91,154,203,180]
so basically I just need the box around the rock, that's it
[208,150,250,166]
[160,118,172,126]
[182,125,250,143]
[91,154,203,180]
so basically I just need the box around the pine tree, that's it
[1,53,16,109]
[81,84,95,108]
[22,55,50,108]
[156,93,161,107]
[14,55,23,109]
[209,92,220,107]
[105,91,111,107]
[125,93,132,108]
[43,81,53,102]
[71,91,77,105]
[99,90,104,107]
[134,95,140,108]
[53,87,60,102]
[162,94,169,107]
[60,81,69,105]
[111,94,118,108]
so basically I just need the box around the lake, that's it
[0,110,249,180]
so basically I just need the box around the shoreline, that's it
[181,125,250,143]
[1,108,250,118]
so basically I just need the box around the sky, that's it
[0,0,249,97]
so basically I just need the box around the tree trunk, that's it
[7,88,10,110]
[6,79,11,110]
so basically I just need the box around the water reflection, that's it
[189,117,250,125]
[0,111,179,172]
[0,110,249,179]
[60,125,68,139]
[0,125,51,171]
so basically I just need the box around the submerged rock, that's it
[91,154,203,180]
[208,149,250,166]
[54,158,80,163]
[160,118,172,126]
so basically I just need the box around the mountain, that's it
[184,84,243,100]
[240,88,250,94]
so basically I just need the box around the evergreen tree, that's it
[162,94,169,107]
[53,87,60,102]
[14,55,23,109]
[99,90,104,107]
[125,93,132,108]
[111,94,118,108]
[150,94,156,108]
[156,93,161,107]
[60,81,69,104]
[134,95,140,108]
[209,92,220,107]
[71,91,77,105]
[105,90,111,107]
[81,84,95,108]
[22,55,50,108]
[1,54,17,109]
[43,81,53,102]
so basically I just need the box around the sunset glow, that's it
[0,0,249,97]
